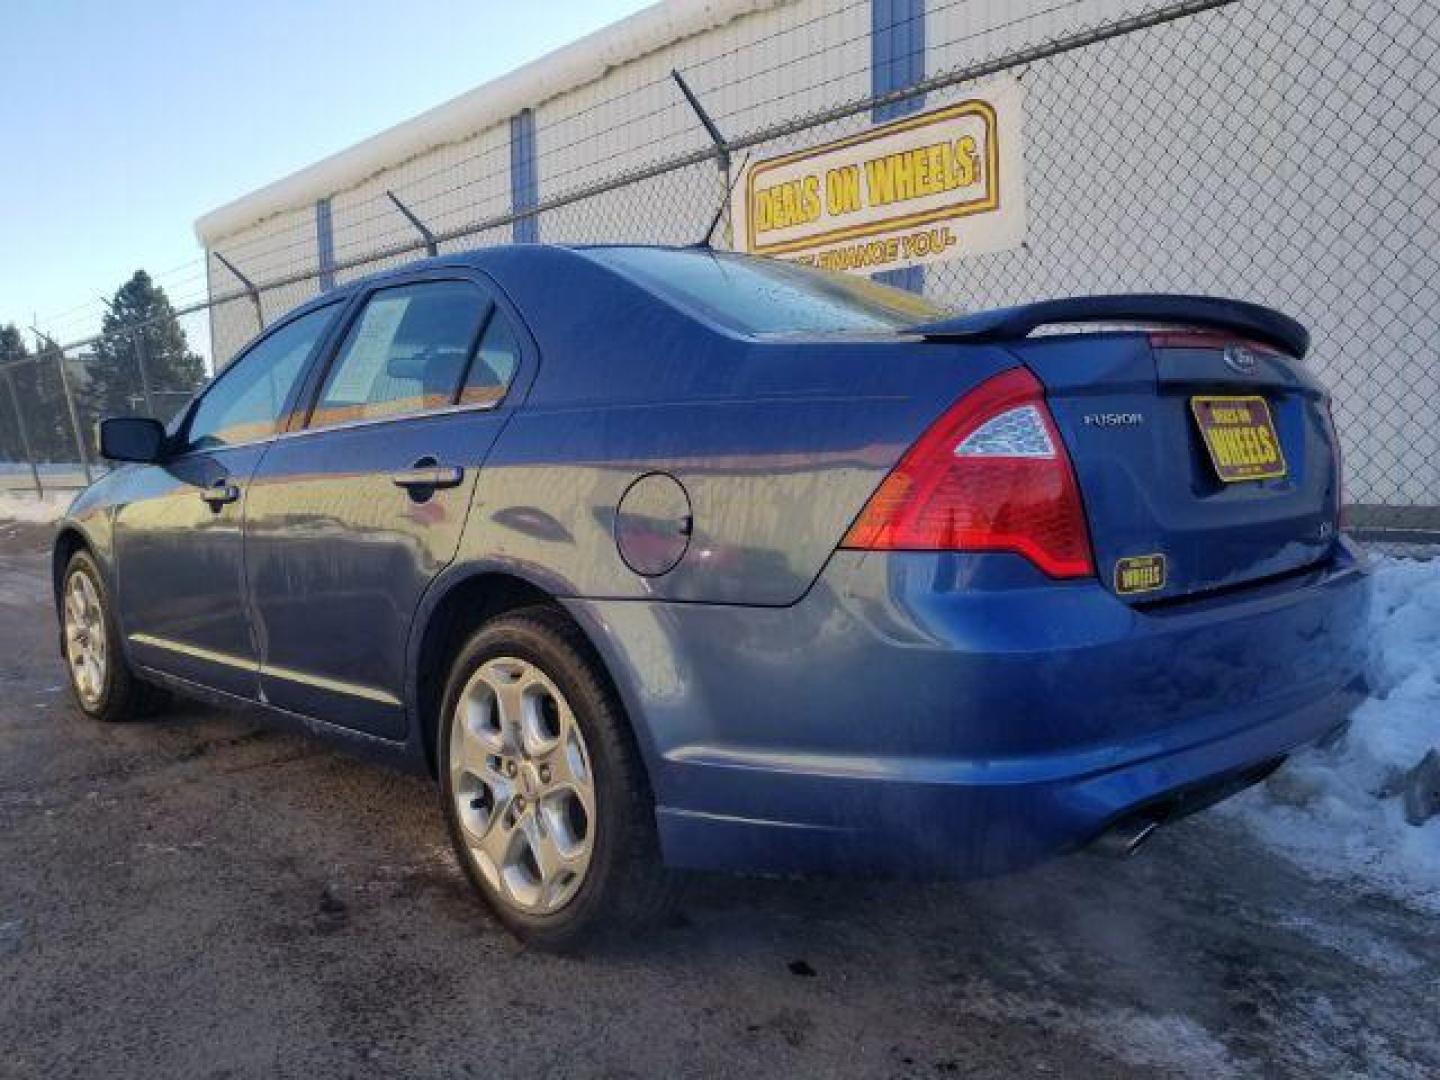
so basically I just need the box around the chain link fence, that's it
[3,0,1437,548]
[0,306,213,497]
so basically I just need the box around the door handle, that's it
[200,481,241,508]
[390,464,464,491]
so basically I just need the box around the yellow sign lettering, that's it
[824,165,863,216]
[753,175,823,233]
[863,135,985,207]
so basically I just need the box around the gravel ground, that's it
[1,520,1436,1079]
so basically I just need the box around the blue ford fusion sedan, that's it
[54,244,1369,948]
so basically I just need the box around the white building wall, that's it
[329,124,515,274]
[534,0,873,246]
[197,0,1439,509]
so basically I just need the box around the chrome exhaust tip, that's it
[1092,816,1160,859]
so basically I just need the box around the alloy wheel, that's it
[63,570,107,708]
[449,656,597,915]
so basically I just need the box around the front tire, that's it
[438,607,676,950]
[60,550,166,722]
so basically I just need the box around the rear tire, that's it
[437,607,676,950]
[59,550,167,722]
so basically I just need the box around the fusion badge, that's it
[1114,553,1166,596]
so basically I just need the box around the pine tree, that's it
[0,327,74,462]
[0,324,30,462]
[0,323,27,363]
[90,270,206,418]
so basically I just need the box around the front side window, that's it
[185,304,337,451]
[310,281,491,429]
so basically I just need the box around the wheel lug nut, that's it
[505,760,517,778]
[539,766,551,784]
[514,796,526,812]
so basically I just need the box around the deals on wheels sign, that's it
[731,78,1026,274]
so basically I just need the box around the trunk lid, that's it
[913,298,1341,602]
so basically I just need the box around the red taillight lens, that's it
[841,367,1095,578]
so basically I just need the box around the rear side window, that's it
[459,310,522,407]
[185,304,337,451]
[588,247,945,335]
[310,281,490,428]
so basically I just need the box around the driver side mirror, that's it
[99,416,167,464]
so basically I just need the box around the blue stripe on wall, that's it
[872,0,926,121]
[510,109,539,244]
[315,197,336,290]
[871,0,926,293]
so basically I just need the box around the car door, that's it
[113,302,342,697]
[243,272,530,738]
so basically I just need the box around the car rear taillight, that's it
[841,367,1094,578]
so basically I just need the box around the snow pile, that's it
[1225,556,1440,911]
[0,490,73,524]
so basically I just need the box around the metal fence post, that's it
[52,348,93,485]
[130,328,157,417]
[213,251,265,333]
[2,366,43,497]
[385,191,439,257]
[671,68,735,246]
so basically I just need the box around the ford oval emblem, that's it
[1224,345,1260,376]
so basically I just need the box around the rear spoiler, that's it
[911,295,1309,358]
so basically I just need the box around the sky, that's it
[0,0,653,351]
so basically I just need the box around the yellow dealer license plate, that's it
[1190,395,1287,482]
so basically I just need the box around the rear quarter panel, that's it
[466,249,1018,604]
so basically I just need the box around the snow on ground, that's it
[1225,555,1440,912]
[0,490,73,524]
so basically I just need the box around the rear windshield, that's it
[587,247,946,335]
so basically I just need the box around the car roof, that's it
[298,242,690,307]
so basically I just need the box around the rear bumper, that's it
[652,680,1360,877]
[566,541,1371,878]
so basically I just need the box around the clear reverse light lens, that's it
[955,404,1056,458]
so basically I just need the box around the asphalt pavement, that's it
[1,520,1435,1079]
